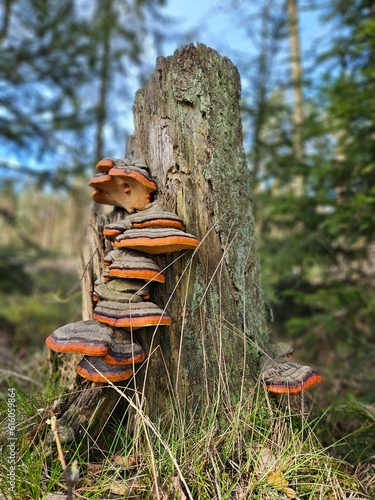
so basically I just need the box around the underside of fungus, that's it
[89,158,157,213]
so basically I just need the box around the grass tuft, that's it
[0,364,371,499]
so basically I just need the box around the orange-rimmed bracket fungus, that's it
[76,356,134,383]
[104,249,166,283]
[46,157,199,385]
[45,320,112,356]
[88,158,157,213]
[93,300,172,330]
[104,330,146,366]
[113,227,199,254]
[260,342,322,394]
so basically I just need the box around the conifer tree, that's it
[0,0,167,186]
[252,0,375,414]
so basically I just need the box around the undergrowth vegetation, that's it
[0,346,373,499]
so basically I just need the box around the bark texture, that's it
[132,44,267,415]
[55,44,267,439]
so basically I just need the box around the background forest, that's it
[0,0,374,496]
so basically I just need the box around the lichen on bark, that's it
[132,43,268,415]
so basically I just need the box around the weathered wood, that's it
[131,43,267,416]
[55,43,267,440]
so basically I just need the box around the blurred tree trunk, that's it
[287,0,304,194]
[251,1,284,182]
[0,0,13,42]
[252,2,271,181]
[57,44,267,439]
[94,0,113,162]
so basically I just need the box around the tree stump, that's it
[56,43,267,440]
[132,44,267,415]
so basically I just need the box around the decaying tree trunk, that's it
[132,44,267,414]
[56,44,268,440]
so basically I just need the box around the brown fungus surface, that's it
[103,330,145,366]
[262,363,322,394]
[107,249,165,283]
[76,355,134,383]
[93,284,144,304]
[114,227,199,254]
[106,278,150,298]
[93,300,171,329]
[45,320,112,356]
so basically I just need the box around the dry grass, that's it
[0,346,372,499]
[0,232,373,499]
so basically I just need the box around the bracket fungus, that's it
[102,205,186,240]
[260,343,322,394]
[105,249,166,283]
[93,281,148,303]
[104,330,145,366]
[93,300,172,329]
[46,157,199,384]
[76,356,134,383]
[89,158,157,213]
[45,320,112,356]
[114,228,199,254]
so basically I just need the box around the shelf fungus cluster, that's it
[45,158,199,383]
[260,342,322,394]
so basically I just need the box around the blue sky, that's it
[1,1,326,175]
[161,0,323,61]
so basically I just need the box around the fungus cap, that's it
[88,173,112,187]
[103,330,145,366]
[93,300,171,329]
[127,206,186,231]
[103,220,131,240]
[45,320,112,356]
[96,158,116,173]
[107,249,165,283]
[76,356,133,383]
[269,342,294,360]
[262,362,322,394]
[93,280,149,304]
[106,278,150,299]
[103,249,123,267]
[108,160,156,192]
[114,228,199,254]
[103,208,186,240]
